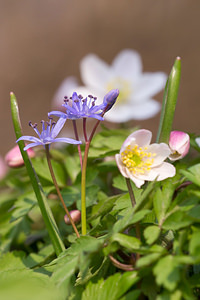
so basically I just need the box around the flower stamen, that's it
[121,144,155,175]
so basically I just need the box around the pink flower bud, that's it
[5,145,35,168]
[0,156,8,179]
[64,210,81,225]
[169,131,190,161]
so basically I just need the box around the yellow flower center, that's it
[121,145,156,175]
[107,77,131,104]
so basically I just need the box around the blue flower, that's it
[16,117,82,150]
[49,90,118,121]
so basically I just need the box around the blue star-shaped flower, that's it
[48,89,119,121]
[16,117,81,150]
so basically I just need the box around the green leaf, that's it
[82,272,139,300]
[189,231,200,257]
[11,192,37,221]
[0,269,64,300]
[110,233,141,252]
[112,209,150,233]
[144,225,160,245]
[133,181,156,213]
[153,255,181,291]
[49,236,104,293]
[64,155,81,183]
[162,210,194,230]
[136,252,164,268]
[119,290,141,300]
[113,193,132,211]
[153,180,176,225]
[180,164,200,187]
[32,157,66,187]
[141,275,159,300]
[89,193,119,221]
[156,290,182,300]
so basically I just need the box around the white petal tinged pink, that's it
[121,129,152,152]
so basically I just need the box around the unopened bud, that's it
[0,156,8,179]
[64,210,81,225]
[5,145,35,168]
[103,89,119,112]
[169,131,190,161]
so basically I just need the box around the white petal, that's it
[115,154,129,178]
[134,72,167,100]
[126,169,145,188]
[112,49,142,79]
[52,77,79,109]
[120,129,152,153]
[137,162,176,182]
[104,99,161,122]
[147,143,171,167]
[195,137,200,147]
[80,54,113,90]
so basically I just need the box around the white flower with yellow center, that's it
[115,129,176,188]
[52,49,167,122]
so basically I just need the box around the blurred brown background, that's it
[0,0,199,155]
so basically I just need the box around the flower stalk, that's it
[45,145,80,238]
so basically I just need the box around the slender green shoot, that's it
[10,92,65,256]
[157,57,181,143]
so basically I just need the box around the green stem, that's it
[80,104,110,235]
[157,57,181,143]
[45,145,80,238]
[10,92,65,256]
[125,178,136,207]
[125,178,141,259]
[81,141,90,235]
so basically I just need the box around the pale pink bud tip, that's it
[5,145,35,168]
[64,210,81,225]
[169,131,190,161]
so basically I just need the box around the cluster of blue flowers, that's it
[17,89,119,149]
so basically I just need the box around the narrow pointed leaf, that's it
[10,92,65,256]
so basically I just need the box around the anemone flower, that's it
[16,117,81,150]
[52,49,167,122]
[115,129,176,188]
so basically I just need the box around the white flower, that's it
[51,49,167,122]
[168,131,190,161]
[115,129,176,188]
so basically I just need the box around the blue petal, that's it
[48,111,68,118]
[51,117,67,139]
[24,142,42,150]
[17,136,42,143]
[88,114,104,121]
[52,137,82,145]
